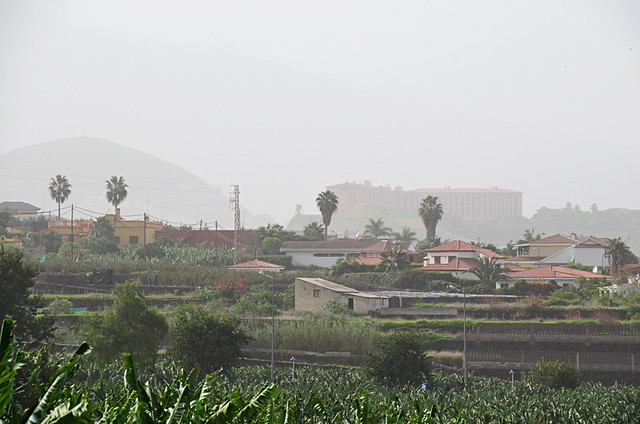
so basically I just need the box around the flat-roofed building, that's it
[328,182,522,222]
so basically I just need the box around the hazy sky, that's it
[1,0,639,223]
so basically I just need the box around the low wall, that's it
[380,307,457,317]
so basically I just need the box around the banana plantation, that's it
[3,318,640,423]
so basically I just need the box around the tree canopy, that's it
[394,226,417,242]
[363,218,393,239]
[316,190,339,241]
[379,245,410,272]
[48,174,72,220]
[82,281,168,362]
[362,331,432,386]
[105,175,128,211]
[418,196,443,241]
[606,237,637,274]
[470,256,507,286]
[303,221,324,240]
[0,246,54,341]
[169,303,249,374]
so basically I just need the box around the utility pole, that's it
[229,185,240,262]
[70,204,74,259]
[143,213,147,245]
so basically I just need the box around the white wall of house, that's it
[287,251,347,267]
[425,251,477,265]
[539,246,607,268]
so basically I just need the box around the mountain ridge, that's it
[0,137,272,228]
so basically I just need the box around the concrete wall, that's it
[295,279,353,312]
[350,296,388,314]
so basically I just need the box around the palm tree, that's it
[363,218,393,239]
[105,176,128,211]
[394,226,417,242]
[316,190,338,241]
[518,228,541,243]
[418,195,444,241]
[379,245,409,271]
[303,221,324,240]
[48,175,72,220]
[470,256,507,286]
[606,237,635,275]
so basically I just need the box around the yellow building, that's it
[105,209,163,246]
[47,209,163,246]
[47,219,93,243]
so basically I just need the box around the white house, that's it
[419,240,512,279]
[508,234,610,268]
[281,239,378,267]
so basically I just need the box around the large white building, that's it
[328,182,522,222]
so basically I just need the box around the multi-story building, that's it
[47,209,162,246]
[327,182,523,222]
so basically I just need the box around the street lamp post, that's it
[260,271,275,382]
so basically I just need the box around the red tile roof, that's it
[426,240,504,259]
[356,256,383,265]
[506,266,611,280]
[504,263,526,272]
[576,237,609,247]
[360,239,413,253]
[228,259,285,270]
[526,234,578,245]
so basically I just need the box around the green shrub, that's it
[546,290,582,306]
[528,360,580,389]
[45,298,73,314]
[362,331,432,386]
[81,281,168,362]
[169,303,249,374]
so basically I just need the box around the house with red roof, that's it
[418,240,516,278]
[355,239,420,265]
[497,266,613,289]
[227,259,285,272]
[507,234,610,268]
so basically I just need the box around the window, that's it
[129,235,139,245]
[500,283,508,289]
[114,236,120,244]
[347,298,354,310]
[434,256,441,264]
[313,289,321,298]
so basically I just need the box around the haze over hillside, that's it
[1,2,639,222]
[0,137,272,228]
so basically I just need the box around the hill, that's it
[0,137,272,228]
[285,202,640,253]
